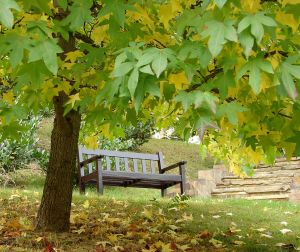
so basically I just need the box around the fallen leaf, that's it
[275,243,296,250]
[96,241,112,249]
[35,237,43,242]
[233,240,245,245]
[280,221,288,226]
[226,212,233,216]
[280,228,292,234]
[83,200,90,209]
[261,233,273,239]
[212,215,221,219]
[199,230,211,239]
[254,228,266,232]
[209,238,224,248]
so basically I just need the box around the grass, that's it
[36,116,215,179]
[1,117,299,251]
[0,186,299,251]
[137,139,214,179]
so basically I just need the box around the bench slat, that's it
[102,171,182,182]
[88,154,93,174]
[142,159,147,173]
[106,156,111,171]
[115,157,120,171]
[124,158,129,172]
[150,160,155,174]
[79,146,159,161]
[133,159,138,172]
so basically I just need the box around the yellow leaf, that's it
[66,93,80,107]
[91,25,109,45]
[35,237,43,242]
[281,0,300,6]
[241,0,261,13]
[83,200,90,209]
[58,80,72,95]
[128,5,155,31]
[276,11,299,32]
[65,50,84,63]
[96,241,112,249]
[2,92,14,105]
[84,136,98,150]
[142,208,153,220]
[159,0,183,29]
[260,73,273,92]
[100,123,112,138]
[168,72,189,89]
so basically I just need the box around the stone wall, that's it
[168,158,300,202]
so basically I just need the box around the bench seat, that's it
[78,146,187,197]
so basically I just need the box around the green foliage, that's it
[0,0,300,176]
[0,116,49,172]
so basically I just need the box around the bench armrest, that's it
[160,161,186,174]
[79,155,103,167]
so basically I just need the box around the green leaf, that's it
[175,91,192,111]
[99,0,136,27]
[28,39,62,75]
[239,31,254,58]
[238,16,251,33]
[238,13,276,44]
[216,102,247,125]
[256,12,277,27]
[250,19,264,43]
[280,62,300,100]
[62,0,93,30]
[224,20,238,42]
[194,91,218,113]
[286,131,300,156]
[238,58,273,94]
[202,21,225,57]
[57,0,68,10]
[214,0,227,9]
[112,62,134,77]
[151,51,168,78]
[202,20,237,57]
[139,65,154,75]
[128,68,139,97]
[248,64,261,94]
[136,50,156,68]
[0,0,20,28]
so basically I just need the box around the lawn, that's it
[1,118,299,251]
[0,186,300,252]
[37,117,215,179]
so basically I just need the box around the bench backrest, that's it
[78,145,164,176]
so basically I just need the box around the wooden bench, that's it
[78,145,187,197]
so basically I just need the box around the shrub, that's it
[100,120,155,151]
[0,116,49,173]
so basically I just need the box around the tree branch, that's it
[74,32,99,47]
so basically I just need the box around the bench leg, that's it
[79,181,86,194]
[180,164,186,195]
[161,187,167,197]
[97,159,104,195]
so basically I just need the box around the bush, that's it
[0,116,49,173]
[100,120,155,151]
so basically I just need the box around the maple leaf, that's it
[0,0,20,28]
[66,93,80,107]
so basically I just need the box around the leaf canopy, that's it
[0,0,300,174]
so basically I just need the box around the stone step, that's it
[212,192,290,200]
[222,172,294,180]
[217,178,293,187]
[254,164,300,173]
[212,184,290,194]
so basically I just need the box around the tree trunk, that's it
[35,92,81,232]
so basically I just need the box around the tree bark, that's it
[35,92,81,232]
